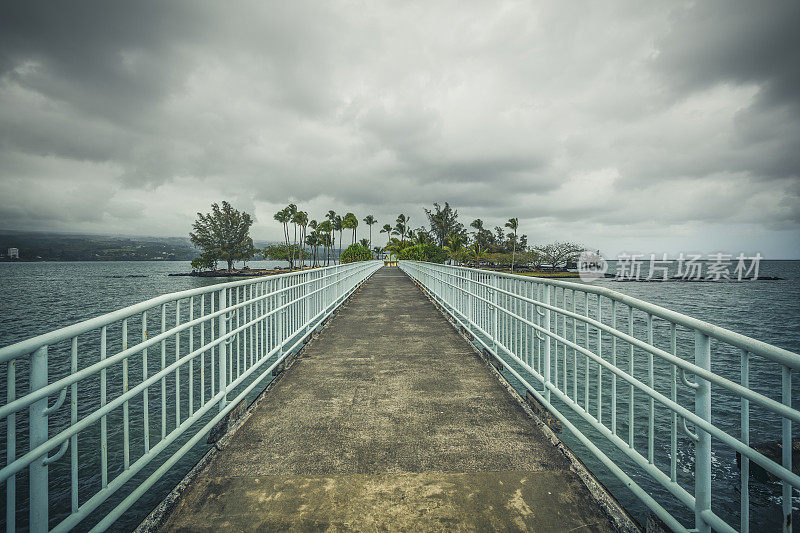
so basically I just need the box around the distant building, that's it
[7,247,19,259]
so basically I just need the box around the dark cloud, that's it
[0,1,797,257]
[653,0,800,183]
[655,1,800,108]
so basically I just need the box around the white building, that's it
[7,247,19,259]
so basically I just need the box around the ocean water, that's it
[0,260,799,530]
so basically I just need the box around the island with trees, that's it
[181,200,588,278]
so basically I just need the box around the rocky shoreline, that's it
[169,267,300,278]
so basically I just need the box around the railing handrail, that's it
[417,263,800,427]
[0,263,362,363]
[410,262,800,369]
[1,260,383,532]
[400,260,799,533]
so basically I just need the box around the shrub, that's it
[190,252,217,271]
[340,244,373,263]
[398,243,448,263]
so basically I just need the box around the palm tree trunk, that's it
[511,230,517,273]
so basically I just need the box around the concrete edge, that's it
[134,279,368,532]
[409,275,642,533]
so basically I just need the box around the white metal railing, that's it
[0,260,382,532]
[400,260,800,533]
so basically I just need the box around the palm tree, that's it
[325,211,337,265]
[343,212,358,244]
[291,209,306,268]
[321,231,332,266]
[333,215,343,263]
[359,238,370,248]
[505,217,519,273]
[380,224,393,245]
[363,215,376,248]
[296,211,309,267]
[274,208,290,247]
[308,219,318,265]
[467,242,486,265]
[445,232,466,265]
[318,220,333,266]
[396,214,409,244]
[372,246,382,259]
[286,204,298,268]
[305,232,318,267]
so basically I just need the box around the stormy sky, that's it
[1,1,798,257]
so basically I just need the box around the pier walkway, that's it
[155,267,619,531]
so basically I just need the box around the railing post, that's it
[29,345,49,532]
[694,330,711,533]
[491,275,498,353]
[218,288,228,412]
[305,271,311,333]
[278,278,284,357]
[467,270,473,328]
[543,285,551,403]
[782,366,792,533]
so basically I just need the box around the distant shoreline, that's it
[169,266,321,278]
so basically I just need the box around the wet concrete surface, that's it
[157,267,618,532]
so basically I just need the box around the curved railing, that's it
[0,261,382,532]
[400,261,800,533]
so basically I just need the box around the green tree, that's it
[191,251,217,271]
[412,227,434,245]
[505,217,519,273]
[425,202,465,247]
[263,243,305,269]
[384,237,411,258]
[190,201,255,271]
[363,214,377,248]
[444,232,466,265]
[534,242,584,270]
[398,243,448,263]
[340,243,372,263]
[470,219,492,250]
[359,238,370,248]
[465,242,486,264]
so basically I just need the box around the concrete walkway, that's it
[157,267,620,532]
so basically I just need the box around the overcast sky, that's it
[1,1,798,258]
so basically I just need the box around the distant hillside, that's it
[0,230,283,261]
[0,231,198,261]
